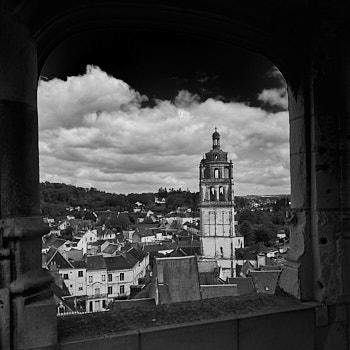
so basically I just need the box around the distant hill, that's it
[40,182,199,218]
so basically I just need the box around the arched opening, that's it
[210,187,216,201]
[37,27,290,307]
[219,186,225,201]
[3,3,350,349]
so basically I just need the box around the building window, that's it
[120,285,125,294]
[102,274,105,281]
[108,286,113,294]
[89,276,92,283]
[78,270,83,277]
[214,168,219,178]
[120,272,124,281]
[94,288,100,296]
[108,273,112,282]
[78,287,83,291]
[210,187,215,201]
[63,274,68,280]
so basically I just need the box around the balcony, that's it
[201,178,231,183]
[200,201,234,207]
[56,294,346,350]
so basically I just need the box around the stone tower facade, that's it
[199,129,244,279]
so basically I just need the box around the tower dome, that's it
[212,127,220,149]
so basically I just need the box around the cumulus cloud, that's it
[257,67,288,110]
[38,65,290,195]
[257,88,288,109]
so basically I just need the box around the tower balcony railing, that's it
[200,200,234,206]
[200,178,232,183]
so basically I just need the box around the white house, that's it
[75,230,98,255]
[86,255,108,312]
[104,249,149,300]
[44,250,87,297]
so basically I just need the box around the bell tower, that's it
[199,129,244,279]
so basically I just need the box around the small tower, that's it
[199,129,244,279]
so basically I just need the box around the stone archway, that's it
[1,1,350,349]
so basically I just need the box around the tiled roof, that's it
[142,242,177,253]
[71,260,87,269]
[137,229,155,237]
[102,244,119,254]
[86,255,106,270]
[127,247,148,261]
[104,253,138,271]
[43,237,67,250]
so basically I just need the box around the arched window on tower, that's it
[219,186,224,201]
[214,168,219,178]
[204,167,210,179]
[210,187,215,201]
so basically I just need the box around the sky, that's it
[38,30,289,195]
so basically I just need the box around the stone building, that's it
[199,129,244,280]
[2,1,350,349]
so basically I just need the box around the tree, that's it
[238,220,254,246]
[236,209,255,224]
[253,223,277,246]
[115,212,131,230]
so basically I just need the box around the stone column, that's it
[280,23,350,304]
[0,13,57,350]
[279,81,316,301]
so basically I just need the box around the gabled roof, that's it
[167,248,188,258]
[86,255,106,270]
[46,250,74,269]
[240,260,256,276]
[99,229,115,237]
